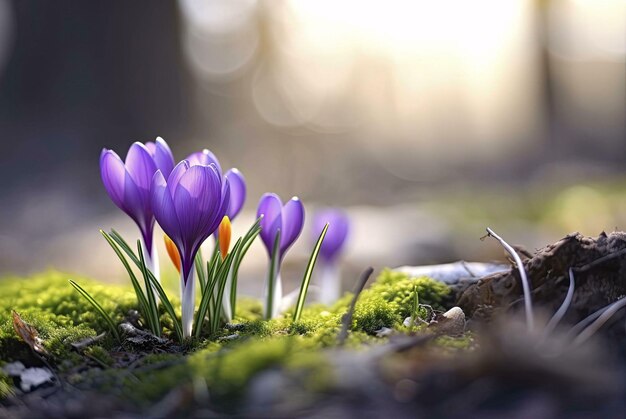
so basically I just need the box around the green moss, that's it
[133,335,332,409]
[0,271,136,362]
[433,333,475,351]
[330,269,450,334]
[84,345,114,367]
[0,268,453,409]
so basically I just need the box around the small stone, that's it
[403,317,413,328]
[430,306,466,336]
[218,333,240,342]
[19,367,54,392]
[375,327,394,337]
[2,361,25,377]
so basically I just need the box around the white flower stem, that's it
[264,267,282,319]
[181,269,196,339]
[221,270,233,323]
[318,262,340,305]
[140,236,160,303]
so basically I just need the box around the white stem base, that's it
[181,269,196,338]
[222,271,233,323]
[319,263,340,306]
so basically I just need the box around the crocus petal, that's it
[225,168,246,220]
[101,147,153,247]
[167,160,190,196]
[186,149,222,175]
[152,137,175,177]
[280,197,305,255]
[213,176,231,235]
[313,209,350,262]
[124,142,157,191]
[257,193,283,255]
[151,170,182,246]
[100,149,127,212]
[173,165,223,275]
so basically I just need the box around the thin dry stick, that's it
[544,267,576,334]
[338,267,374,346]
[572,297,626,345]
[573,248,626,274]
[486,228,534,332]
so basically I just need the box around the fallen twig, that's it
[71,332,108,351]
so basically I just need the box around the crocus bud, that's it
[164,234,181,273]
[218,216,232,260]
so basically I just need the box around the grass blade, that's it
[212,239,242,332]
[100,230,150,322]
[107,230,183,341]
[293,223,328,322]
[137,240,161,337]
[230,219,262,318]
[144,269,183,342]
[195,249,206,294]
[194,254,223,338]
[109,229,141,266]
[69,280,121,343]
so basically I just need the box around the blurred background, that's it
[0,0,625,294]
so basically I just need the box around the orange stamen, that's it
[164,235,181,273]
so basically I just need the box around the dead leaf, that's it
[12,310,49,355]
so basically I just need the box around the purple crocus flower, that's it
[312,209,350,305]
[186,150,246,221]
[224,168,246,220]
[100,137,175,284]
[257,193,305,318]
[151,160,230,337]
[186,150,246,323]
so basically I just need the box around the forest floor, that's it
[1,232,626,418]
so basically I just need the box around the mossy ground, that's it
[0,268,467,413]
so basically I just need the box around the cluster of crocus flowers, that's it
[100,139,247,338]
[102,137,332,338]
[312,209,350,305]
[100,138,175,290]
[257,193,305,319]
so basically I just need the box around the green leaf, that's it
[69,280,121,343]
[411,284,419,330]
[293,223,329,322]
[194,253,223,337]
[230,218,262,318]
[212,239,242,332]
[137,240,161,337]
[144,268,184,342]
[109,229,141,266]
[266,230,281,320]
[195,249,206,294]
[100,230,150,324]
[107,230,183,342]
[193,237,245,338]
